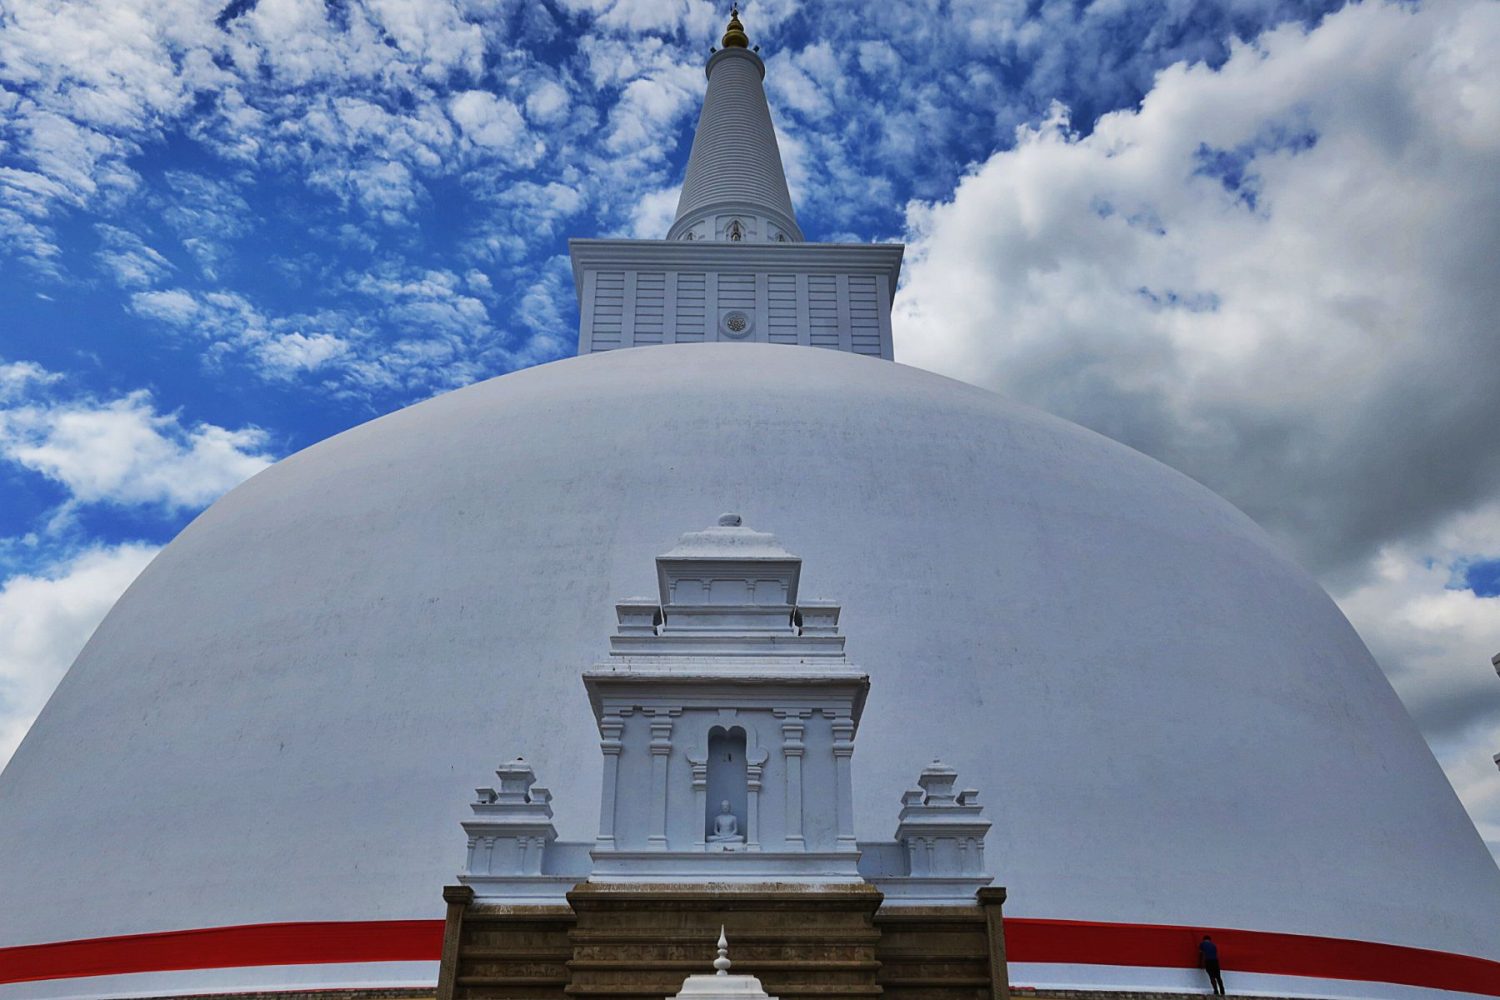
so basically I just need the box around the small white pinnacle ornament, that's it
[666,926,777,1000]
[714,926,732,975]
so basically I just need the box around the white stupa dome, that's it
[2,344,1498,998]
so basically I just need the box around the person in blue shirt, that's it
[1199,935,1226,995]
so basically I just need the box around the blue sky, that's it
[2,0,1499,855]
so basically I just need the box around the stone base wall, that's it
[441,899,575,1000]
[436,884,1010,1000]
[875,906,994,1000]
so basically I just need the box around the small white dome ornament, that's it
[668,928,778,1000]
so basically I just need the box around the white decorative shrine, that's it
[458,514,995,902]
[882,760,994,903]
[584,513,867,881]
[458,757,582,902]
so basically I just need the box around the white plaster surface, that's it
[1,344,1498,990]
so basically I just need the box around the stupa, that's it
[2,7,1499,1000]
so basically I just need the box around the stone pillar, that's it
[649,711,676,849]
[687,747,710,848]
[596,714,624,850]
[978,886,1012,1000]
[779,712,808,851]
[830,711,857,850]
[746,757,764,851]
[436,884,474,1000]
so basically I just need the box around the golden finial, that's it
[721,3,749,48]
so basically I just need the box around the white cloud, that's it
[629,184,681,239]
[364,0,484,82]
[256,331,350,375]
[129,287,200,325]
[525,79,571,124]
[450,90,535,160]
[0,383,273,510]
[897,0,1500,577]
[0,360,60,402]
[0,542,158,766]
[0,0,226,262]
[94,223,173,288]
[125,275,523,397]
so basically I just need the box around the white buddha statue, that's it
[708,800,744,847]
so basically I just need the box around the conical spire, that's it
[666,6,803,244]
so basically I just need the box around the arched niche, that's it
[685,716,769,850]
[706,726,749,846]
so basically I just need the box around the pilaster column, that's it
[777,710,809,851]
[687,746,709,848]
[648,710,677,849]
[746,758,764,851]
[829,710,857,850]
[595,713,625,850]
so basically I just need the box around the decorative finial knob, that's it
[718,513,743,527]
[714,926,731,975]
[721,3,749,48]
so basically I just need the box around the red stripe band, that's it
[2,918,1498,995]
[1004,918,1500,995]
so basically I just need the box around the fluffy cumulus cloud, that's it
[450,90,538,161]
[0,363,274,510]
[896,0,1500,853]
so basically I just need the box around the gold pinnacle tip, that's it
[721,4,749,48]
